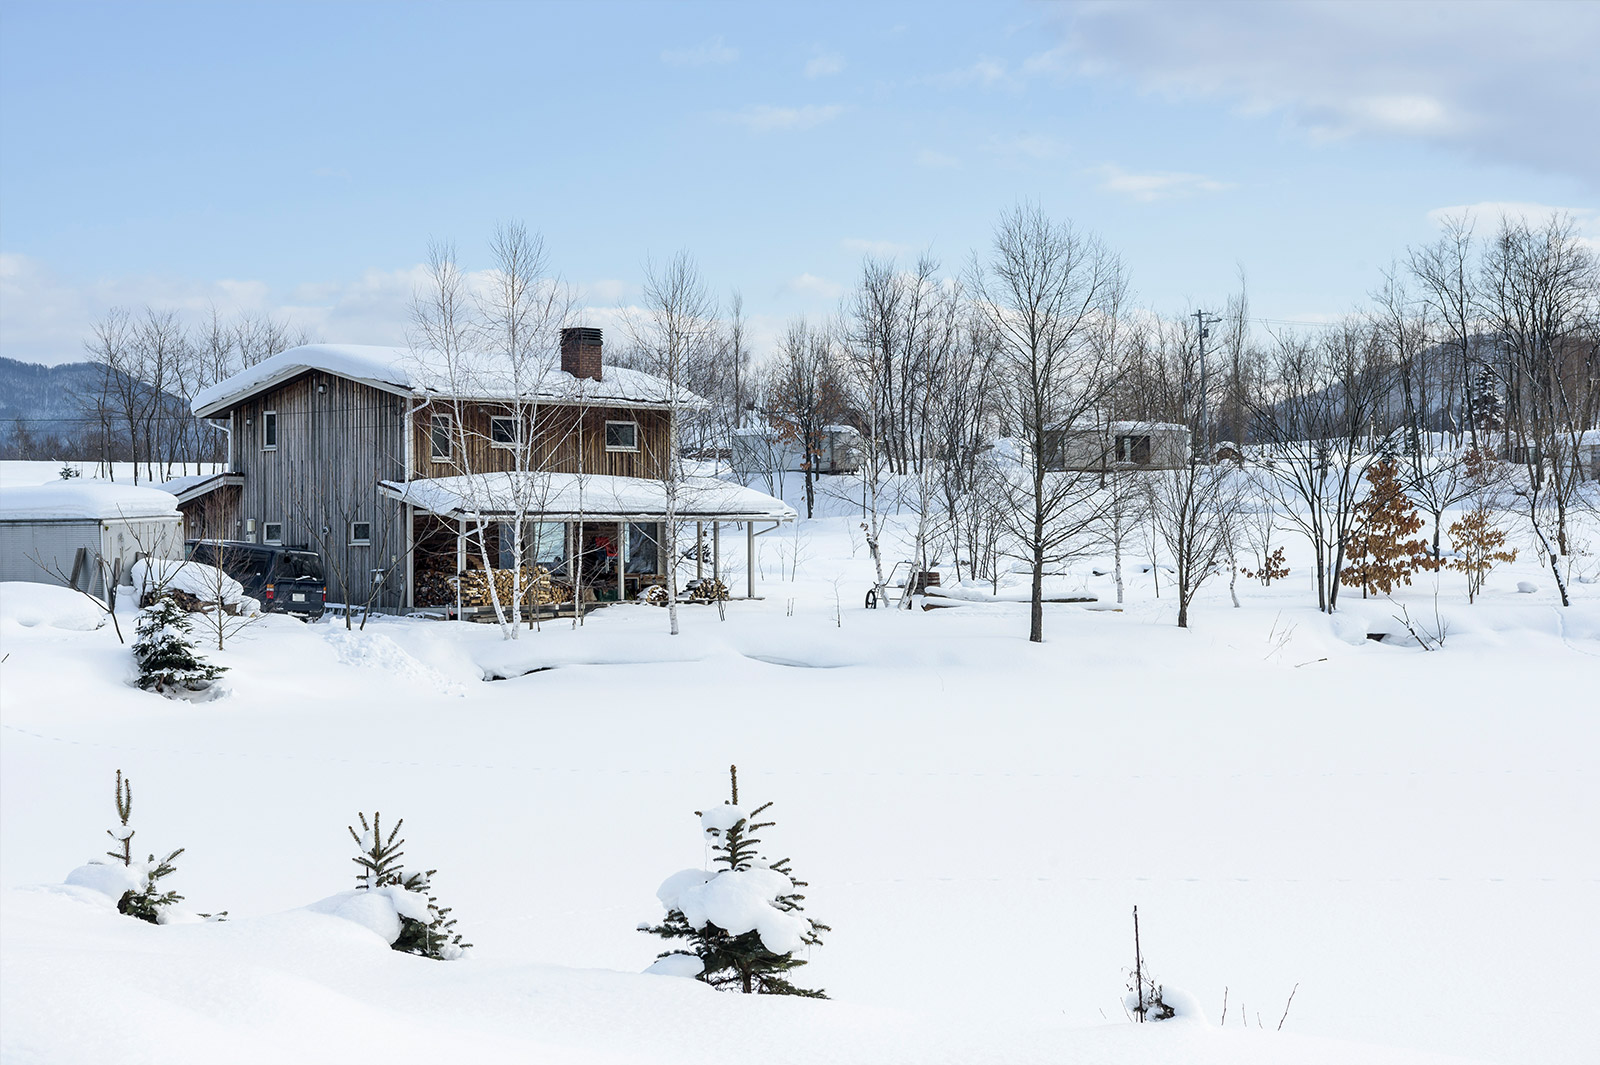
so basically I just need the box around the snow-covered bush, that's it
[133,595,225,697]
[640,765,828,997]
[328,811,469,961]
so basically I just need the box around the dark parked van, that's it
[186,540,328,618]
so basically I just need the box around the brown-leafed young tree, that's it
[971,203,1127,642]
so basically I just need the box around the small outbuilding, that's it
[732,425,864,477]
[0,481,184,598]
[1042,421,1192,472]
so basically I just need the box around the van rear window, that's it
[278,552,325,582]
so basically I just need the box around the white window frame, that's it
[489,415,518,449]
[263,522,283,545]
[430,414,453,462]
[604,419,639,452]
[349,521,372,546]
[262,410,278,451]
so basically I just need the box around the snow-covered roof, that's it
[381,473,796,523]
[0,481,181,522]
[192,344,705,418]
[154,473,244,505]
[1045,420,1190,434]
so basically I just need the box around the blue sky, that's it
[1,0,1595,364]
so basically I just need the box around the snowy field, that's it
[2,461,1596,1065]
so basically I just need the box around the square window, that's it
[262,411,278,450]
[430,414,452,461]
[490,415,517,448]
[349,522,372,546]
[604,420,638,452]
[263,522,283,544]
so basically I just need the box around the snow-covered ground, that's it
[2,461,1596,1065]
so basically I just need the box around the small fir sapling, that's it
[133,595,226,697]
[348,812,470,960]
[98,769,215,923]
[641,764,829,997]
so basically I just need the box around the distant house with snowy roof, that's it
[1041,421,1191,472]
[730,424,863,478]
[187,329,794,614]
[0,481,184,598]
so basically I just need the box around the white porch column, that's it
[746,521,755,599]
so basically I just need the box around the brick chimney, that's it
[560,327,603,381]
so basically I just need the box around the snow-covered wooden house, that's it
[0,482,184,598]
[188,329,794,613]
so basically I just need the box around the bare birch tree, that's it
[971,203,1126,642]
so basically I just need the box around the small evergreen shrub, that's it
[348,811,470,960]
[134,595,225,697]
[641,765,828,997]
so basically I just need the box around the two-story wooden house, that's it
[188,328,793,613]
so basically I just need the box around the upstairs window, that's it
[604,420,638,452]
[430,414,453,462]
[349,522,372,546]
[489,415,518,449]
[262,411,278,451]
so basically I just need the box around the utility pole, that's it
[1193,310,1222,464]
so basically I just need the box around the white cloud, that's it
[988,134,1068,161]
[915,149,960,169]
[1051,0,1600,181]
[1425,202,1600,251]
[724,104,846,133]
[1095,164,1234,202]
[929,55,1017,90]
[578,279,630,306]
[660,36,738,67]
[785,273,844,300]
[804,52,845,78]
[0,254,426,366]
[840,238,913,259]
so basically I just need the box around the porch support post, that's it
[455,517,464,619]
[617,520,625,601]
[713,522,720,582]
[746,521,755,599]
[696,522,704,580]
[403,503,414,612]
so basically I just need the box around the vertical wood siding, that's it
[232,372,408,609]
[410,402,669,480]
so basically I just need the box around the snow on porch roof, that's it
[380,473,797,523]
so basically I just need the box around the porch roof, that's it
[380,473,796,523]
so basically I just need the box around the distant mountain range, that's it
[0,357,111,446]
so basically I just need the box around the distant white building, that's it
[732,425,864,477]
[0,482,184,598]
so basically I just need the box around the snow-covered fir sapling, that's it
[98,769,206,924]
[133,595,225,697]
[348,812,470,960]
[641,764,829,997]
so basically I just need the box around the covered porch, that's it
[379,473,796,615]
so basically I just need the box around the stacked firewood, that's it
[687,578,729,603]
[414,569,457,607]
[458,566,570,608]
